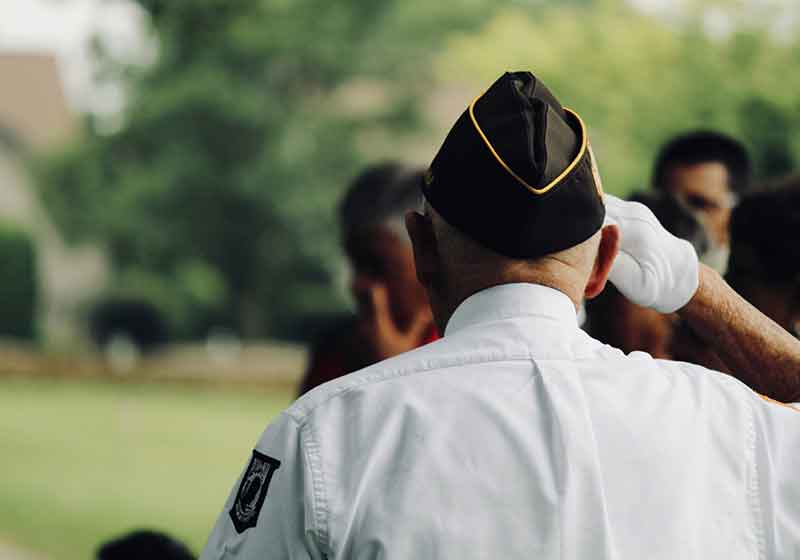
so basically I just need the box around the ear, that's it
[584,224,620,300]
[405,210,439,289]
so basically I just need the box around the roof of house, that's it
[0,52,76,150]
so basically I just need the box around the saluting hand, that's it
[604,194,700,313]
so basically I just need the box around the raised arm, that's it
[605,194,800,402]
[680,264,800,402]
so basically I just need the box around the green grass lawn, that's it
[0,376,294,559]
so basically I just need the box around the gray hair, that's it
[339,162,425,242]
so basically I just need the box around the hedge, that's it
[0,223,37,339]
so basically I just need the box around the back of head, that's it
[414,71,614,327]
[428,203,601,293]
[339,162,424,241]
[423,72,605,261]
[652,130,752,196]
[96,529,195,560]
[728,175,800,286]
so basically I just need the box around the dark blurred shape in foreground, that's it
[97,529,194,560]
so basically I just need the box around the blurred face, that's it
[344,226,428,330]
[663,162,734,246]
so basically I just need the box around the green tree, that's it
[0,223,37,340]
[36,0,501,339]
[739,96,796,179]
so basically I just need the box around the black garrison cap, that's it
[422,71,605,259]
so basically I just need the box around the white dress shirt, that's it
[201,283,800,560]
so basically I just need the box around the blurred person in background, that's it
[652,130,752,272]
[97,529,195,560]
[298,163,437,396]
[586,191,709,359]
[727,175,800,335]
[672,176,800,383]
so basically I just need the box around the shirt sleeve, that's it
[752,395,800,559]
[200,413,325,560]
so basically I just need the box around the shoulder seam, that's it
[746,393,766,560]
[287,349,608,423]
[287,352,533,422]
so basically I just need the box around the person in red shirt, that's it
[298,163,437,396]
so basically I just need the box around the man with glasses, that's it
[652,130,752,272]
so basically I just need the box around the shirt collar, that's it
[444,283,578,336]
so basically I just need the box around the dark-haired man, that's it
[298,163,436,396]
[203,72,800,560]
[652,130,752,271]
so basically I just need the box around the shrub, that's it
[0,223,37,339]
[88,297,168,352]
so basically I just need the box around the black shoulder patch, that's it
[229,450,281,533]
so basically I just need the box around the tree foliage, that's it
[35,0,800,339]
[435,1,800,194]
[36,0,501,339]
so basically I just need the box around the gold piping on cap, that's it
[468,93,588,196]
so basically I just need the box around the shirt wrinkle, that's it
[300,421,330,556]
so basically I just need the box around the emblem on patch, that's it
[229,450,281,533]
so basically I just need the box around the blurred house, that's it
[0,52,108,347]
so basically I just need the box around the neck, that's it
[431,260,586,334]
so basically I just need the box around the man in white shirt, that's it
[201,71,800,559]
